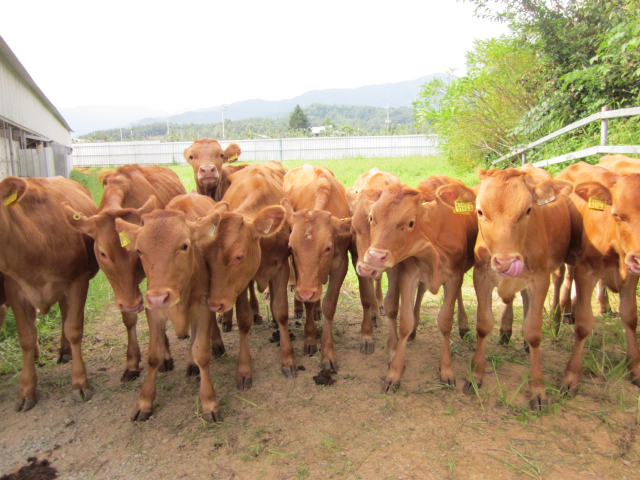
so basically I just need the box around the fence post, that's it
[8,126,17,176]
[600,106,608,156]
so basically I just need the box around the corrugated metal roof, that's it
[0,35,71,132]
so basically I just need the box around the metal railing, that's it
[492,106,640,167]
[71,134,440,167]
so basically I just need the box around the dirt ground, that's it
[1,282,639,480]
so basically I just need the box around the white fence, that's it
[71,134,439,167]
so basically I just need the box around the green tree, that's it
[289,104,310,131]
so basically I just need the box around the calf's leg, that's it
[133,311,167,421]
[619,275,640,386]
[235,287,254,390]
[303,300,318,355]
[409,280,427,341]
[191,308,219,422]
[437,274,464,386]
[120,311,142,382]
[320,259,349,373]
[523,278,549,410]
[270,263,297,377]
[249,280,263,324]
[384,267,401,365]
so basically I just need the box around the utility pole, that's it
[221,104,228,139]
[385,103,391,131]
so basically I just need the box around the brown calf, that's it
[442,166,572,409]
[283,164,352,372]
[0,176,99,411]
[362,178,477,392]
[197,162,288,387]
[115,194,228,422]
[64,164,186,381]
[185,138,242,200]
[556,160,640,394]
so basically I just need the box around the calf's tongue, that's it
[503,259,523,277]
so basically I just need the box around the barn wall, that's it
[0,55,70,146]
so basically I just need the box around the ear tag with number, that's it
[454,199,474,214]
[588,197,606,211]
[119,231,131,247]
[4,190,18,206]
[227,153,238,162]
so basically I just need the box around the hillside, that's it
[78,104,418,142]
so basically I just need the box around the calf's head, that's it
[284,202,351,303]
[185,139,241,195]
[63,197,158,313]
[202,206,286,313]
[574,174,640,274]
[114,209,221,310]
[439,168,571,278]
[350,189,384,278]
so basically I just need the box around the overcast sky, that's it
[1,0,509,114]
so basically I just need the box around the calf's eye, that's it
[526,207,531,215]
[181,244,189,251]
[477,210,483,217]
[409,221,414,228]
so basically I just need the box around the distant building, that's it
[310,126,333,136]
[0,35,73,179]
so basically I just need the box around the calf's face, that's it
[351,190,384,279]
[185,139,241,194]
[204,206,285,313]
[287,208,351,303]
[115,210,220,310]
[64,199,157,313]
[575,174,640,274]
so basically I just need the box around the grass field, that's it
[1,155,640,479]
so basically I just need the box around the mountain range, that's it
[61,74,444,136]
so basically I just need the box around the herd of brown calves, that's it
[1,137,640,422]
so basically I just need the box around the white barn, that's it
[0,35,72,179]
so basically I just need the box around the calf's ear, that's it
[332,216,352,236]
[123,196,160,225]
[62,202,97,237]
[223,143,241,163]
[574,181,612,206]
[184,147,194,165]
[533,179,573,205]
[114,218,141,251]
[212,201,229,213]
[253,205,286,237]
[345,188,358,214]
[0,177,27,207]
[189,210,221,243]
[281,198,294,226]
[435,184,476,209]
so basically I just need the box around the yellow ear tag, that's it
[421,200,428,205]
[4,190,18,206]
[227,153,238,162]
[73,213,82,221]
[195,217,201,221]
[119,231,132,247]
[588,197,606,211]
[454,199,474,214]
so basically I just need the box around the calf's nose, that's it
[365,248,388,268]
[146,292,170,309]
[199,165,217,174]
[296,288,319,303]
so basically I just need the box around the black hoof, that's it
[528,395,549,411]
[294,310,303,319]
[303,343,318,355]
[441,377,456,387]
[314,311,323,322]
[132,410,153,422]
[202,411,220,423]
[523,341,530,354]
[186,364,200,377]
[57,353,72,364]
[237,377,253,391]
[459,328,471,340]
[360,341,374,354]
[211,343,226,358]
[321,360,338,374]
[158,358,174,373]
[379,305,386,317]
[408,331,417,341]
[253,315,263,325]
[499,332,512,345]
[177,333,190,340]
[462,379,480,395]
[282,366,298,379]
[382,381,400,394]
[72,386,93,403]
[631,377,640,388]
[120,370,141,382]
[222,322,233,333]
[559,384,579,397]
[15,397,37,412]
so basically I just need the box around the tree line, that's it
[77,104,418,142]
